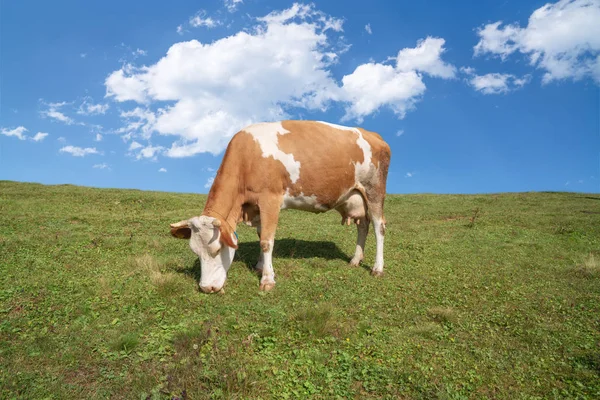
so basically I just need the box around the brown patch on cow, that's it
[278,121,364,207]
[219,225,238,249]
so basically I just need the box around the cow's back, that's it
[230,120,389,210]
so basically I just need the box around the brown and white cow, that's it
[170,120,391,293]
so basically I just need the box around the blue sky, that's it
[1,0,598,194]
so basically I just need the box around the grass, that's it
[1,180,599,399]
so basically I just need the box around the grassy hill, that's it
[1,180,599,399]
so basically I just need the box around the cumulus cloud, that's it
[461,67,531,94]
[396,129,404,137]
[1,126,27,140]
[204,176,215,188]
[32,132,48,142]
[395,37,456,78]
[405,172,414,178]
[341,36,454,121]
[60,146,100,157]
[95,133,103,141]
[474,0,600,83]
[365,24,372,34]
[159,167,167,172]
[105,3,455,157]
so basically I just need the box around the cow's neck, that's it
[202,171,243,232]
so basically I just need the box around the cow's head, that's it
[170,216,238,293]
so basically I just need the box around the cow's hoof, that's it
[348,258,362,267]
[259,282,275,291]
[370,270,384,277]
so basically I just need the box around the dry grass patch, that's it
[427,307,457,324]
[574,253,600,278]
[134,254,181,296]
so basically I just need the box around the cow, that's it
[169,120,391,293]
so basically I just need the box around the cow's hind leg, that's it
[349,217,369,267]
[254,223,265,272]
[257,196,281,291]
[371,215,386,276]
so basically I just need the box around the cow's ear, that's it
[170,220,191,239]
[219,227,238,249]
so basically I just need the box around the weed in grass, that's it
[466,207,480,228]
[427,307,457,325]
[574,253,600,278]
[410,322,443,339]
[111,332,139,353]
[291,303,340,338]
[135,254,180,296]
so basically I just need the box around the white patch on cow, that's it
[281,189,329,212]
[260,239,276,288]
[316,121,375,184]
[244,122,301,183]
[372,218,385,273]
[188,216,236,292]
[316,121,357,132]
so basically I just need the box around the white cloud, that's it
[80,53,87,58]
[405,172,414,178]
[137,145,164,160]
[77,98,109,115]
[31,132,48,142]
[57,136,66,143]
[93,163,110,170]
[176,25,185,35]
[40,101,76,125]
[129,141,143,151]
[190,11,220,28]
[474,0,600,83]
[224,0,243,12]
[133,48,147,57]
[116,107,156,139]
[341,64,425,121]
[105,4,454,157]
[95,133,103,141]
[59,146,100,157]
[105,64,149,103]
[1,126,27,140]
[396,37,456,79]
[462,68,531,94]
[396,129,404,137]
[204,176,215,188]
[365,24,372,35]
[159,167,167,172]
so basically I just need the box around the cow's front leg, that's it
[257,198,281,291]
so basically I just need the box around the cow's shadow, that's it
[183,239,353,282]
